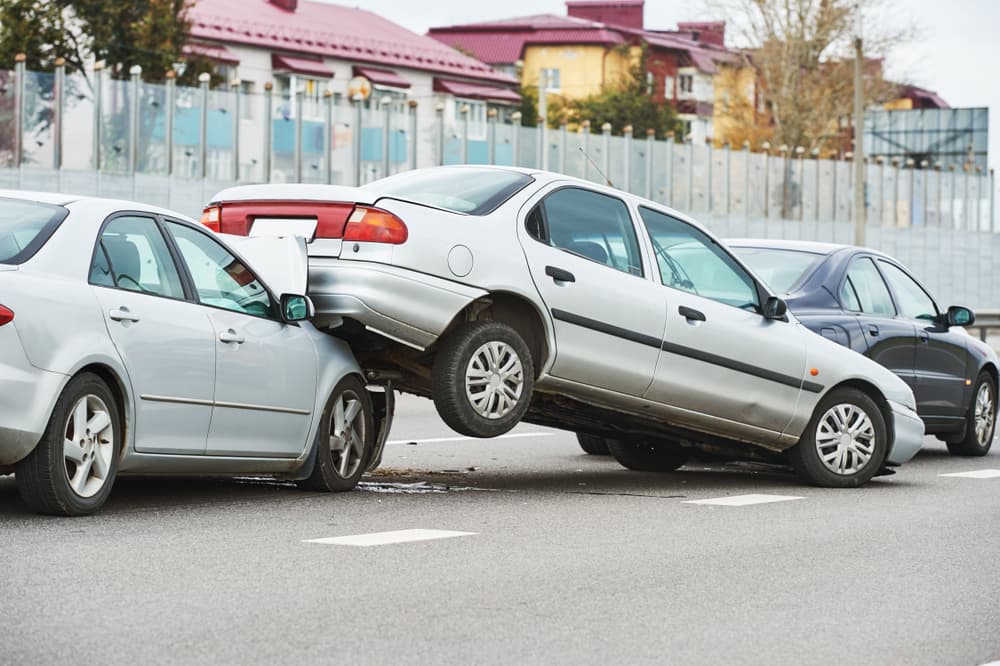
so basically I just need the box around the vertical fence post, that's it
[127,65,142,178]
[381,96,392,177]
[812,149,821,222]
[14,53,26,175]
[920,161,929,227]
[905,158,915,228]
[991,168,996,233]
[706,138,713,215]
[487,108,497,165]
[231,79,241,182]
[976,167,984,231]
[762,142,771,219]
[262,82,273,183]
[934,163,943,227]
[723,142,731,217]
[537,114,545,170]
[742,141,751,217]
[687,137,695,213]
[876,157,884,225]
[323,89,334,184]
[408,100,418,171]
[93,61,104,173]
[53,58,65,173]
[779,145,789,219]
[581,120,591,181]
[666,132,675,206]
[796,146,805,222]
[293,90,303,183]
[948,165,957,228]
[510,112,521,167]
[436,102,445,167]
[164,71,175,179]
[460,103,469,165]
[645,129,654,200]
[891,158,900,227]
[601,123,611,184]
[559,120,568,174]
[963,166,971,230]
[353,96,363,185]
[198,72,210,180]
[623,125,632,193]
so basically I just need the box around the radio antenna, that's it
[578,146,614,188]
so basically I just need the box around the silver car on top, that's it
[207,166,924,488]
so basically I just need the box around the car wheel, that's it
[946,372,996,457]
[432,321,534,438]
[298,375,374,492]
[577,433,610,455]
[607,439,688,472]
[790,388,888,488]
[15,373,121,516]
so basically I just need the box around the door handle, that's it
[545,266,575,283]
[109,307,140,323]
[678,306,706,322]
[868,324,879,336]
[219,329,245,344]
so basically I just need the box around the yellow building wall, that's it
[712,64,763,147]
[522,44,634,100]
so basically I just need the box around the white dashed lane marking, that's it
[683,494,805,507]
[939,469,1000,479]
[386,432,553,446]
[304,529,477,547]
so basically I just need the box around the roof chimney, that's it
[270,0,297,11]
[677,21,725,47]
[566,1,644,30]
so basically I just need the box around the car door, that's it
[839,256,918,391]
[517,185,666,397]
[89,214,216,454]
[636,207,808,441]
[876,259,969,419]
[164,220,319,458]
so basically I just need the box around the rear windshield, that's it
[363,168,533,215]
[0,198,69,265]
[730,247,825,294]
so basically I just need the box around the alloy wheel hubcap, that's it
[465,341,524,420]
[815,403,876,476]
[974,383,995,447]
[63,395,114,498]
[329,391,366,479]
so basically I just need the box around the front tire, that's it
[607,439,688,472]
[947,372,996,457]
[298,376,374,492]
[15,373,121,516]
[790,388,887,488]
[432,321,534,438]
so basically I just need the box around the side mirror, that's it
[280,294,314,323]
[762,296,788,320]
[946,305,975,328]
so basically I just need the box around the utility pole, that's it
[852,3,866,245]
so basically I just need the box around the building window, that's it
[274,74,326,120]
[457,98,487,140]
[540,68,560,91]
[679,74,694,94]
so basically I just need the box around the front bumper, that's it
[885,399,924,466]
[308,260,487,350]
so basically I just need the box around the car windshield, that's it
[363,168,533,215]
[0,198,68,264]
[730,247,825,294]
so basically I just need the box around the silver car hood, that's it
[220,233,308,296]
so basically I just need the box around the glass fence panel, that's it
[22,71,55,170]
[628,136,647,197]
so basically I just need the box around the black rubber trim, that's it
[551,308,824,393]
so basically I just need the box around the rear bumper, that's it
[308,260,488,350]
[885,399,924,466]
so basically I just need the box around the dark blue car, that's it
[730,239,998,457]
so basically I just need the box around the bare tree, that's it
[710,0,912,152]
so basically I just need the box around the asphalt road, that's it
[2,394,999,665]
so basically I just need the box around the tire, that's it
[577,433,610,455]
[607,438,688,472]
[298,375,374,492]
[789,387,888,488]
[15,373,121,516]
[946,371,996,457]
[432,321,535,438]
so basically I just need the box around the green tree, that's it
[0,0,82,73]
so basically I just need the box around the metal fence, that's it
[2,62,998,308]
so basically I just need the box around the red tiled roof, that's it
[189,0,517,85]
[434,78,522,104]
[354,66,411,89]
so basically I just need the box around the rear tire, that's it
[946,372,996,457]
[577,433,610,455]
[607,439,688,472]
[15,373,121,516]
[432,321,534,438]
[298,376,373,492]
[789,388,887,488]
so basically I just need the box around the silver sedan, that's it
[207,166,923,488]
[0,191,392,516]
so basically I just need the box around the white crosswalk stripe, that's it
[939,469,1000,479]
[304,529,477,547]
[683,494,804,507]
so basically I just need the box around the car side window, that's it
[878,260,937,321]
[530,187,644,277]
[89,215,185,299]
[843,258,895,316]
[166,221,276,319]
[638,207,758,310]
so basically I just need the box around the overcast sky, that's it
[337,0,1000,175]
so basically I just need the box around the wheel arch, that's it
[979,361,998,390]
[72,363,132,460]
[822,378,895,449]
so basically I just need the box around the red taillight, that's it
[343,206,408,244]
[0,305,13,327]
[200,205,221,232]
